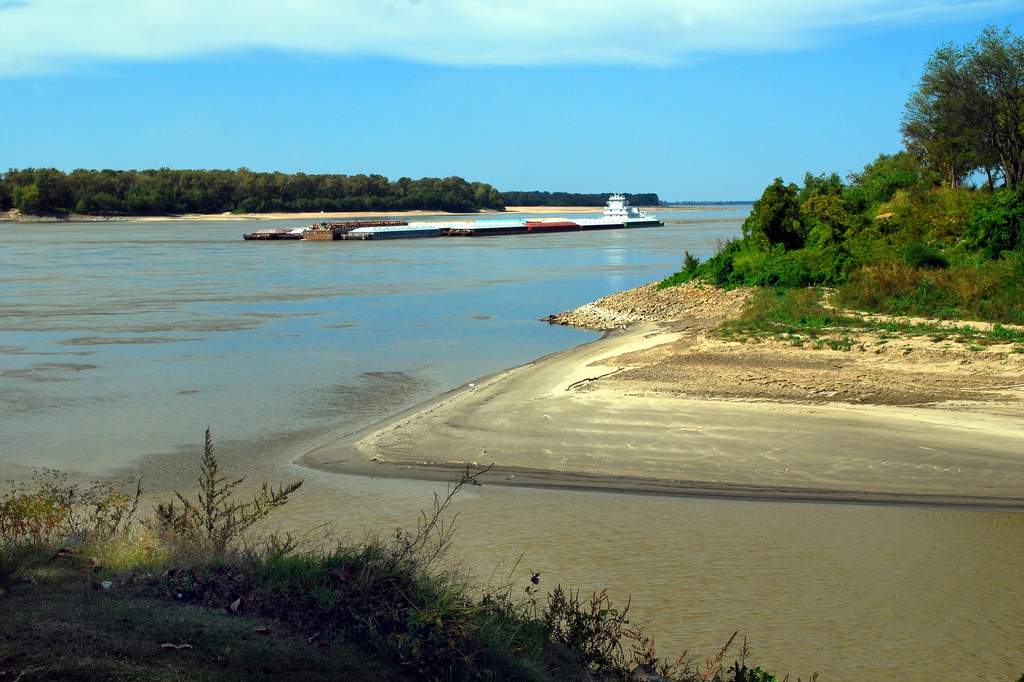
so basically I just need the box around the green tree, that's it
[0,172,12,211]
[970,26,1024,188]
[845,152,923,211]
[902,26,1024,189]
[901,43,985,187]
[742,178,804,250]
[13,184,41,214]
[801,188,859,248]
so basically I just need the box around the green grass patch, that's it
[0,568,400,682]
[712,286,1024,351]
[716,288,856,343]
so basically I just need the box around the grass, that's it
[714,286,1024,352]
[0,434,809,682]
[0,559,400,681]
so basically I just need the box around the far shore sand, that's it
[297,282,1024,509]
[1,205,709,224]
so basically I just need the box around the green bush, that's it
[658,160,1024,326]
[846,152,925,209]
[742,178,805,250]
[1,469,140,545]
[903,242,949,269]
[966,188,1024,258]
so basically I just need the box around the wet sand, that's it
[298,283,1024,509]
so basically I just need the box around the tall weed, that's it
[147,428,303,557]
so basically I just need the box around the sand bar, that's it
[298,282,1024,509]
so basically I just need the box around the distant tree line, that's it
[0,168,506,216]
[501,191,659,207]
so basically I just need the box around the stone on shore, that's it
[551,280,751,331]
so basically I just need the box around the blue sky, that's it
[3,1,1024,201]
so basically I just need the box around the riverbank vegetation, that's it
[0,169,507,216]
[662,26,1024,334]
[0,167,664,219]
[0,431,794,681]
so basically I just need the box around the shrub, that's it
[903,242,949,269]
[742,178,804,250]
[0,470,141,545]
[846,152,925,208]
[966,188,1024,258]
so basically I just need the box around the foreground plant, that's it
[0,469,141,546]
[148,428,303,555]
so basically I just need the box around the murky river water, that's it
[1,211,1021,680]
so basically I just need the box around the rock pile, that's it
[545,280,751,331]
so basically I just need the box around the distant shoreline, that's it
[0,205,722,224]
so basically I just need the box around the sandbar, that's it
[297,282,1024,509]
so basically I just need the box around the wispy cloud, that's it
[0,0,1015,76]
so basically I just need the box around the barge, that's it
[525,220,580,233]
[443,219,529,237]
[302,220,409,240]
[243,227,305,240]
[244,195,660,241]
[343,223,442,240]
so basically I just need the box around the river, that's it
[1,210,1021,680]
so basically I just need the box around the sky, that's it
[3,1,1024,201]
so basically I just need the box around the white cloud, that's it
[0,0,1016,76]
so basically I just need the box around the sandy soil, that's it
[298,282,1024,508]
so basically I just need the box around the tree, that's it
[742,178,804,250]
[845,152,923,211]
[902,27,1024,188]
[971,27,1024,188]
[901,44,984,187]
[0,172,12,211]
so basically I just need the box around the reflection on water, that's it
[2,209,1022,680]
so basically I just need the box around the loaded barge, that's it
[244,220,409,240]
[243,195,661,241]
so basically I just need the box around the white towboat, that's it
[576,194,662,229]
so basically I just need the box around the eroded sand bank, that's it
[298,282,1024,508]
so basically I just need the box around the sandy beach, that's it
[298,282,1024,509]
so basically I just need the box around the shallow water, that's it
[0,210,736,476]
[2,209,1022,680]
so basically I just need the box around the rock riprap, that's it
[546,280,751,331]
